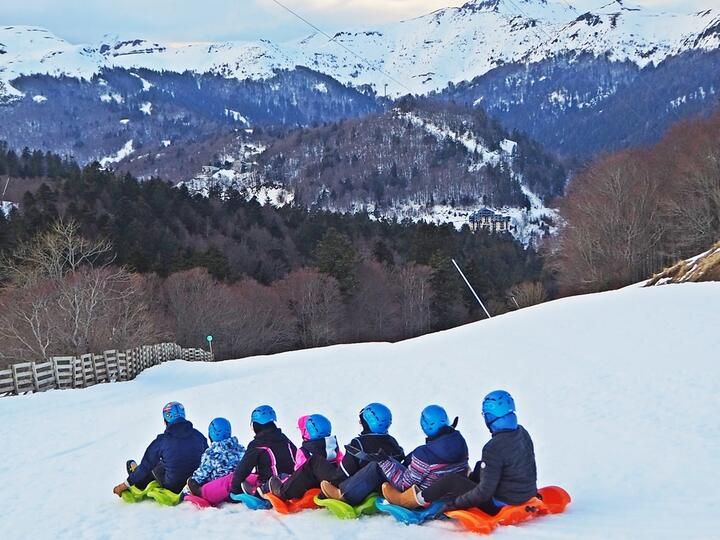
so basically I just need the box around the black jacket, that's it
[340,432,405,478]
[230,425,297,493]
[127,419,208,493]
[454,425,537,508]
[299,435,341,462]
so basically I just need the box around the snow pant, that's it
[421,474,500,516]
[133,463,167,490]
[199,472,260,505]
[278,455,340,500]
[338,462,388,506]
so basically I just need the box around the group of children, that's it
[112,390,538,515]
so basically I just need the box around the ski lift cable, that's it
[268,0,414,95]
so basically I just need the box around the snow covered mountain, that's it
[1,2,718,98]
[1,282,718,539]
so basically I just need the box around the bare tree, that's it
[279,269,341,348]
[395,263,432,337]
[508,281,547,309]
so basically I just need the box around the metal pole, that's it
[1,177,9,199]
[451,258,492,319]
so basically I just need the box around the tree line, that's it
[0,151,545,365]
[549,109,720,293]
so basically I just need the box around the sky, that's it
[0,0,715,44]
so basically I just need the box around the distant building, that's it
[469,207,511,233]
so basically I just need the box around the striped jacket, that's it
[379,427,469,491]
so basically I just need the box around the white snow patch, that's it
[1,283,719,539]
[119,118,130,125]
[139,102,152,115]
[130,72,154,91]
[100,92,124,104]
[224,109,249,125]
[1,200,17,216]
[99,140,134,167]
[161,140,171,147]
[313,82,328,93]
[32,94,47,103]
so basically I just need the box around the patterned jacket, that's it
[191,436,246,485]
[380,426,469,491]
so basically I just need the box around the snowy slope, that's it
[1,283,719,539]
[1,1,719,99]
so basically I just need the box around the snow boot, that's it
[241,480,257,496]
[268,476,284,498]
[126,460,138,475]
[187,478,202,497]
[381,482,421,509]
[320,480,344,501]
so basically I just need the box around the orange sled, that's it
[262,488,321,514]
[445,485,571,534]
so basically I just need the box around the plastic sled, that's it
[230,492,272,510]
[375,498,446,525]
[263,488,321,514]
[314,494,379,519]
[183,494,212,508]
[120,480,182,506]
[445,485,571,534]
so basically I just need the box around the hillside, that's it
[1,2,719,159]
[646,241,720,285]
[1,283,718,539]
[1,2,718,98]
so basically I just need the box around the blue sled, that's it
[375,498,446,525]
[229,492,272,510]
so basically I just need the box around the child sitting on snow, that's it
[382,390,538,516]
[186,417,245,498]
[264,414,343,500]
[192,405,298,505]
[320,404,468,506]
[337,402,405,479]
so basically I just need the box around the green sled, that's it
[120,480,182,506]
[314,493,379,519]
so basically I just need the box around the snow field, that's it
[1,283,719,539]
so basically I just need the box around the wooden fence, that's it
[0,342,213,397]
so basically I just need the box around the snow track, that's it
[2,283,719,539]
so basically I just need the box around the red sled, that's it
[445,485,571,534]
[183,494,213,509]
[262,488,321,514]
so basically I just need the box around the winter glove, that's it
[113,482,129,496]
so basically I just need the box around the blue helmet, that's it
[360,403,392,434]
[420,405,449,437]
[305,414,332,439]
[209,417,232,442]
[162,401,186,425]
[482,390,518,433]
[251,405,277,426]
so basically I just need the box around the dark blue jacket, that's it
[455,425,537,508]
[127,419,208,493]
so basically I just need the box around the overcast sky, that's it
[0,0,715,44]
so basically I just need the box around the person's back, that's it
[158,419,209,492]
[341,403,405,478]
[230,405,297,495]
[113,401,208,497]
[398,424,469,490]
[453,390,538,512]
[190,418,246,487]
[468,424,537,505]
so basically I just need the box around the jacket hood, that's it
[424,428,468,463]
[253,425,290,444]
[165,418,197,439]
[212,436,242,451]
